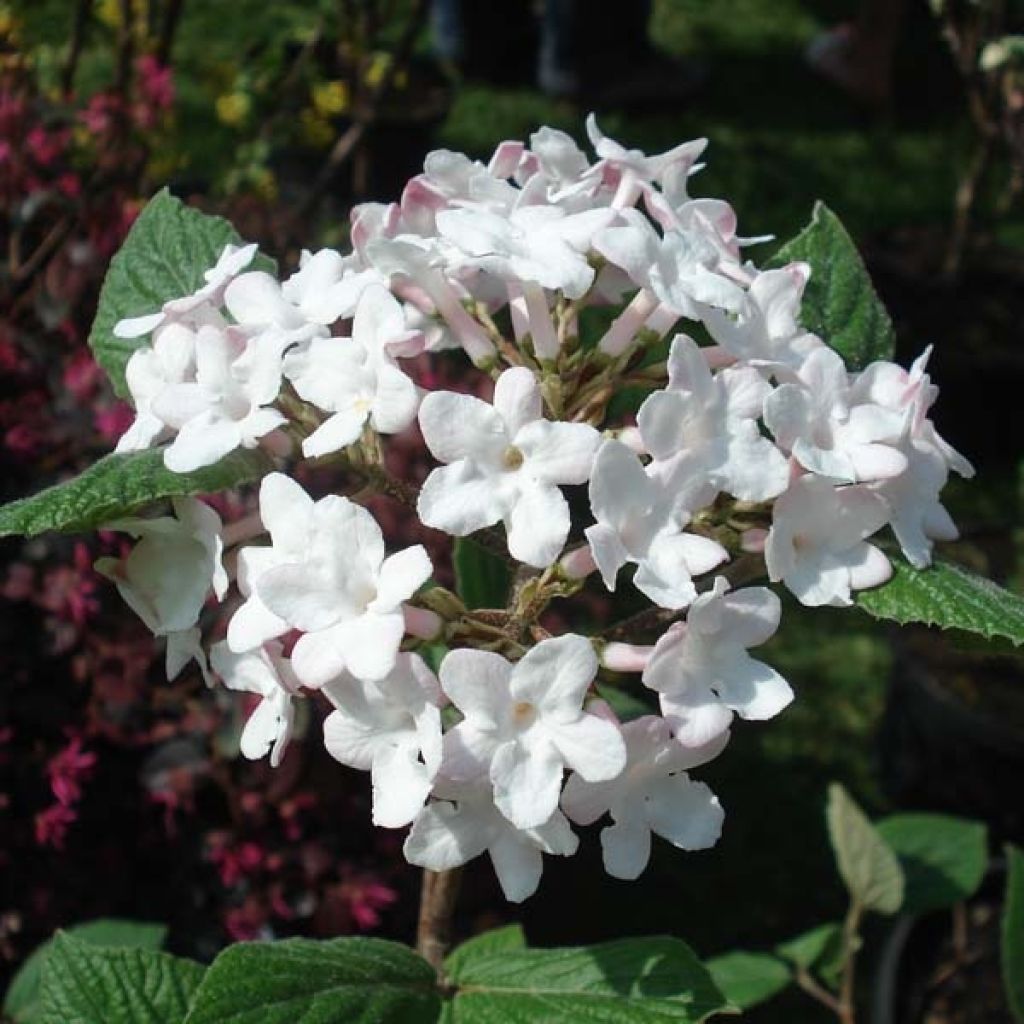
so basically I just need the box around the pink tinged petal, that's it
[403,801,491,872]
[847,443,908,482]
[785,554,855,608]
[601,819,652,880]
[372,545,433,614]
[714,651,794,722]
[847,541,892,591]
[586,523,629,591]
[665,333,714,396]
[549,714,627,782]
[488,831,544,903]
[353,283,406,352]
[491,736,563,830]
[301,406,368,458]
[505,482,570,568]
[716,587,781,649]
[561,774,614,826]
[371,742,434,827]
[512,633,597,712]
[515,420,600,486]
[370,364,419,435]
[763,384,811,452]
[644,776,724,850]
[660,692,735,748]
[163,414,241,472]
[418,461,506,536]
[339,613,405,681]
[832,485,889,549]
[440,648,513,727]
[290,623,350,688]
[493,367,542,437]
[418,390,507,465]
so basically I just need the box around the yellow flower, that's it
[299,108,334,148]
[216,92,251,127]
[311,80,350,117]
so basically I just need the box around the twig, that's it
[795,967,843,1016]
[416,867,463,975]
[61,0,93,98]
[155,0,185,65]
[115,0,135,97]
[837,902,864,1024]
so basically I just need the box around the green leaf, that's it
[856,557,1024,647]
[0,448,271,538]
[766,201,895,369]
[446,937,727,1022]
[38,931,204,1024]
[183,937,439,1024]
[826,784,905,914]
[775,923,843,975]
[444,924,526,978]
[876,813,988,913]
[4,919,167,1024]
[705,951,790,1011]
[595,683,656,723]
[1003,844,1024,1021]
[453,537,511,610]
[89,189,273,398]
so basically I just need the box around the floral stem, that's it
[416,867,463,975]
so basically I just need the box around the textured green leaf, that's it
[446,937,727,1022]
[877,814,988,913]
[775,923,843,974]
[4,919,167,1024]
[38,931,204,1024]
[89,189,273,397]
[856,557,1024,646]
[705,951,790,1011]
[0,448,271,538]
[445,925,526,978]
[183,937,439,1024]
[1003,844,1024,1021]
[826,784,905,914]
[453,538,511,610]
[766,201,895,369]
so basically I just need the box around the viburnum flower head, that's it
[439,635,627,830]
[417,367,600,567]
[642,578,794,747]
[228,474,432,687]
[211,639,301,768]
[562,710,726,880]
[323,653,445,828]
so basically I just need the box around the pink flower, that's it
[339,872,398,930]
[35,803,78,849]
[94,402,135,442]
[48,737,97,807]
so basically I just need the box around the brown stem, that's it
[794,967,843,1017]
[155,0,185,65]
[837,902,863,1024]
[416,867,463,974]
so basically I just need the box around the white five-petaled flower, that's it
[322,653,445,828]
[283,285,423,458]
[764,346,907,483]
[417,367,600,568]
[95,497,226,680]
[586,439,726,609]
[561,710,726,879]
[404,778,579,903]
[211,639,301,768]
[227,473,432,686]
[642,579,793,747]
[439,635,626,830]
[765,475,891,607]
[638,334,789,502]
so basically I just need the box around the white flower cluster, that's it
[106,117,971,902]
